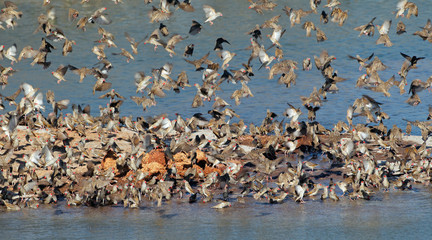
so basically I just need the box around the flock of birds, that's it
[0,0,432,210]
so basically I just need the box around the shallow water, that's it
[0,188,431,240]
[1,0,432,238]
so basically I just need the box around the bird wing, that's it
[203,5,215,17]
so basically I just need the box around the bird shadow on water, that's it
[254,212,272,217]
[159,213,178,219]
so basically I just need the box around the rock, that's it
[173,152,191,165]
[142,149,167,166]
[101,150,118,173]
[142,162,166,177]
[140,149,168,178]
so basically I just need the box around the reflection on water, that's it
[0,189,430,239]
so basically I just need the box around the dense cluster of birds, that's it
[0,0,432,210]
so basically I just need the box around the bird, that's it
[396,21,406,34]
[214,37,230,51]
[124,32,143,55]
[348,53,374,71]
[302,58,312,71]
[376,20,392,47]
[354,17,376,36]
[88,7,112,25]
[303,21,316,37]
[258,46,275,70]
[203,5,222,25]
[159,23,169,37]
[303,161,319,172]
[189,20,202,35]
[184,44,194,57]
[68,8,79,21]
[218,50,236,69]
[112,48,134,63]
[395,0,418,19]
[52,65,69,84]
[211,201,231,209]
[316,27,327,42]
[165,34,184,57]
[1,44,17,64]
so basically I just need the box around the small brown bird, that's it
[68,8,79,21]
[62,38,76,56]
[18,46,38,62]
[395,0,418,19]
[124,32,143,55]
[303,21,316,37]
[178,0,195,12]
[76,16,88,31]
[302,58,311,71]
[89,7,112,25]
[396,21,406,34]
[159,23,169,36]
[165,34,184,57]
[354,17,376,36]
[316,27,327,42]
[144,28,166,51]
[184,44,194,57]
[376,20,392,47]
[348,53,374,71]
[68,66,95,83]
[99,89,125,101]
[112,48,134,62]
[93,78,112,95]
[320,10,329,24]
[52,65,68,84]
[427,105,432,120]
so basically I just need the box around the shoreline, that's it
[1,111,430,210]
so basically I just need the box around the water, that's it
[1,0,431,130]
[0,188,431,239]
[1,0,432,238]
